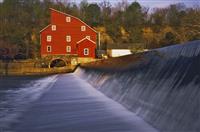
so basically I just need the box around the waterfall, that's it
[75,40,200,132]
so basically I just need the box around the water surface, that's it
[0,75,58,130]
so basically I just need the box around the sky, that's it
[84,0,200,8]
[0,0,199,8]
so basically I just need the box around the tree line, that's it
[0,0,200,58]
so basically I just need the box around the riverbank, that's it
[0,60,76,76]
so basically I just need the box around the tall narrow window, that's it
[66,35,71,42]
[51,25,56,31]
[84,48,89,55]
[81,26,86,31]
[66,46,71,53]
[47,35,52,42]
[47,46,52,52]
[66,17,71,22]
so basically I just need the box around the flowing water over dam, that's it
[0,75,58,130]
[0,41,199,132]
[0,74,157,132]
[76,40,200,132]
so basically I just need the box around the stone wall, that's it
[0,60,74,76]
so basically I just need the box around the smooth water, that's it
[76,40,200,132]
[11,74,158,132]
[0,75,58,130]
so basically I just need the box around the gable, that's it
[40,24,51,33]
[77,37,96,45]
[50,8,97,33]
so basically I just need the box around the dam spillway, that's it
[0,41,199,132]
[76,40,200,132]
[0,74,157,132]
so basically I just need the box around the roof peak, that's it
[77,37,96,44]
[49,8,97,33]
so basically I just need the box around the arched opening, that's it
[49,59,66,68]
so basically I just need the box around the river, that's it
[0,75,58,131]
[0,74,157,132]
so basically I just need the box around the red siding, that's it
[77,39,96,58]
[40,8,97,57]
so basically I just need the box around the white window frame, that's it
[51,25,56,31]
[47,45,52,52]
[47,35,52,42]
[66,46,71,53]
[84,48,89,55]
[86,36,90,39]
[81,26,86,31]
[66,17,71,22]
[66,35,71,42]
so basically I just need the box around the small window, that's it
[47,35,52,42]
[66,17,71,22]
[47,46,52,52]
[81,26,86,31]
[66,46,71,53]
[84,48,89,55]
[86,36,90,39]
[51,25,56,31]
[66,35,71,42]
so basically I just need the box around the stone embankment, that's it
[0,60,75,76]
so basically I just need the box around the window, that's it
[51,25,56,31]
[66,46,71,53]
[47,35,52,42]
[86,36,90,39]
[84,48,89,55]
[66,35,71,42]
[47,46,52,52]
[81,26,86,31]
[66,17,71,22]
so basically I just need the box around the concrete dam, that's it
[75,40,200,132]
